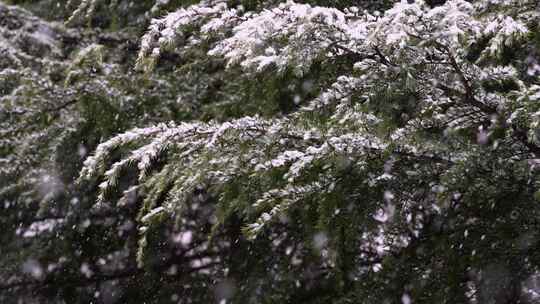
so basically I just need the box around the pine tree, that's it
[2,0,540,303]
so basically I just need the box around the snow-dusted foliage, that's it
[0,4,203,302]
[74,0,540,301]
[66,0,172,26]
[4,0,540,302]
[88,0,540,230]
[0,2,181,206]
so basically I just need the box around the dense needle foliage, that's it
[1,0,540,303]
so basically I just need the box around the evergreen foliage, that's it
[1,0,540,303]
